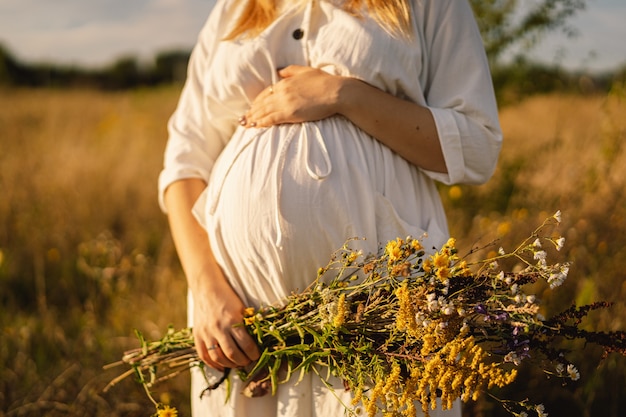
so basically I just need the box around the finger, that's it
[245,111,288,129]
[243,86,278,127]
[231,325,261,361]
[204,355,225,372]
[278,64,307,78]
[244,104,282,128]
[255,84,276,103]
[214,334,254,367]
[249,83,278,110]
[208,347,239,370]
[197,338,225,371]
[196,335,210,364]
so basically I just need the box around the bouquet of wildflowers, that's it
[106,211,626,417]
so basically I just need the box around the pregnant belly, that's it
[196,118,444,304]
[206,121,367,250]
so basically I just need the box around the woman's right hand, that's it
[191,270,261,371]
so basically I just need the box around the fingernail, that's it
[249,122,257,127]
[238,115,247,126]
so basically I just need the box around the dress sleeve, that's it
[418,0,503,185]
[157,0,241,212]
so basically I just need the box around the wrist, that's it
[334,76,365,118]
[188,260,225,295]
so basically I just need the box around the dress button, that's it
[292,28,304,40]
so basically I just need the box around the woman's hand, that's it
[241,65,344,128]
[192,269,260,372]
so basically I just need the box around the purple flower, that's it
[475,304,488,315]
[494,312,508,321]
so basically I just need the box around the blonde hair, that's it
[225,0,412,40]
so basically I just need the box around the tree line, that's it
[0,46,190,90]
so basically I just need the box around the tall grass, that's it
[0,84,624,416]
[0,87,188,416]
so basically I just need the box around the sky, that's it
[0,0,624,73]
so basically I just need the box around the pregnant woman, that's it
[158,0,502,416]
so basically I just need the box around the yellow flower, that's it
[346,250,360,264]
[156,405,178,417]
[333,293,347,328]
[456,260,472,277]
[243,307,255,317]
[368,378,385,413]
[440,237,457,256]
[432,252,449,268]
[410,238,424,252]
[383,361,402,392]
[436,266,451,281]
[395,284,418,335]
[385,239,403,262]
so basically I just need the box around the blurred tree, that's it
[470,0,586,62]
[153,50,191,85]
[490,56,578,104]
[0,44,21,85]
[103,56,141,89]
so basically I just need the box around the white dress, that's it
[158,0,502,416]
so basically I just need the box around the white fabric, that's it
[159,0,502,416]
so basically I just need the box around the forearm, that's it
[336,78,447,173]
[163,178,231,298]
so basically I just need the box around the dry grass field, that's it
[0,83,625,417]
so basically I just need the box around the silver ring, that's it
[207,344,219,351]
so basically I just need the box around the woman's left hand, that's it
[241,65,344,128]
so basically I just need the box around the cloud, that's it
[0,0,213,66]
[0,0,150,32]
